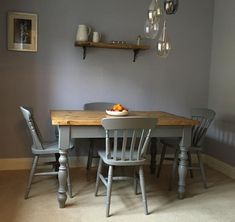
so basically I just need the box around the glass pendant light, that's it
[144,19,160,39]
[156,20,171,57]
[164,0,179,15]
[148,0,162,24]
[144,0,162,39]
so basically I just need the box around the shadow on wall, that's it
[207,115,235,147]
[204,115,235,167]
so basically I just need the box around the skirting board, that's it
[0,155,161,171]
[0,156,88,171]
[0,154,235,180]
[202,154,235,180]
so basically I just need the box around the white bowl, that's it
[106,109,129,116]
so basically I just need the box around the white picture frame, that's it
[7,12,38,52]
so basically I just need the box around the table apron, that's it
[69,125,185,138]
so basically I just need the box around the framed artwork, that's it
[7,12,37,52]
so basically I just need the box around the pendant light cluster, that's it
[144,0,179,58]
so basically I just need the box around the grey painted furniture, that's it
[157,108,216,189]
[83,102,115,170]
[95,117,156,217]
[51,110,197,208]
[20,106,73,199]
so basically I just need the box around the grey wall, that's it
[0,0,214,158]
[205,0,235,166]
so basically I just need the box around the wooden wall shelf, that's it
[74,41,150,62]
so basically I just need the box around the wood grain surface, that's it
[51,110,198,126]
[74,41,150,50]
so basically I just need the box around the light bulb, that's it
[144,0,162,39]
[144,19,160,39]
[148,10,156,23]
[148,0,162,24]
[164,0,179,15]
[156,20,171,57]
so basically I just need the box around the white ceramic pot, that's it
[92,32,101,43]
[76,24,91,41]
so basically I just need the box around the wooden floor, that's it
[0,166,235,222]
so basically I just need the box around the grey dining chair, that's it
[157,108,216,189]
[95,117,157,217]
[83,102,115,170]
[20,106,73,199]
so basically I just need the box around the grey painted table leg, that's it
[150,137,157,174]
[178,127,191,199]
[58,149,68,208]
[57,126,70,208]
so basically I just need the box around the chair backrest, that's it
[102,117,157,163]
[20,106,44,150]
[84,102,115,111]
[191,108,216,146]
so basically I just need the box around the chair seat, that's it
[32,141,58,154]
[98,150,146,166]
[160,137,181,148]
[187,146,203,151]
[32,140,74,155]
[160,139,203,152]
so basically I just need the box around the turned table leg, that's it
[57,149,68,208]
[178,127,191,199]
[57,126,70,208]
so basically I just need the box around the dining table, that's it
[51,110,198,208]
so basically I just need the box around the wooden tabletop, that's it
[51,110,198,126]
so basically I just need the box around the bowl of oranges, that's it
[106,104,129,116]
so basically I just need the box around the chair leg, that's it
[24,155,39,199]
[55,153,60,172]
[95,158,103,196]
[66,159,72,198]
[106,165,113,217]
[156,144,166,178]
[197,151,207,189]
[139,166,148,215]
[187,151,194,178]
[87,139,94,170]
[169,148,179,191]
[134,167,139,195]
